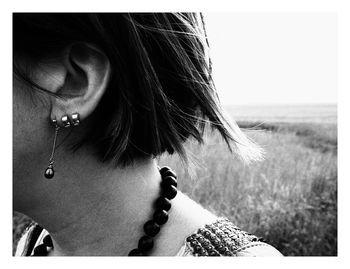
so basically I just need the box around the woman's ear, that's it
[50,42,111,125]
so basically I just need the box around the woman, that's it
[13,13,282,256]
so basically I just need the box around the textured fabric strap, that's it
[179,217,280,256]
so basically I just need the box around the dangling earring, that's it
[44,119,60,179]
[44,113,80,179]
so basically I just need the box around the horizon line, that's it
[223,102,337,106]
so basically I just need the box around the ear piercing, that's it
[44,112,80,179]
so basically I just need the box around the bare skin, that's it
[13,43,217,256]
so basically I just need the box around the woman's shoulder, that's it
[15,223,48,256]
[176,217,283,257]
[15,218,282,257]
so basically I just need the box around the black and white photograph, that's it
[7,0,346,262]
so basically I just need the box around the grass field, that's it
[13,104,337,256]
[159,104,337,256]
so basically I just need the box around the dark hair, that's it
[13,13,261,166]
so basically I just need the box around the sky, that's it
[204,13,337,105]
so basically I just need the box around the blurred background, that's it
[13,12,337,256]
[160,12,337,256]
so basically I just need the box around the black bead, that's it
[44,167,54,179]
[198,236,205,244]
[198,249,207,256]
[162,176,177,187]
[198,228,205,234]
[217,244,225,252]
[33,244,48,256]
[128,248,143,256]
[126,166,177,256]
[190,240,200,247]
[138,235,154,252]
[153,209,169,225]
[205,245,214,251]
[203,231,211,237]
[222,246,230,253]
[43,235,53,247]
[186,235,194,242]
[162,184,177,200]
[209,250,220,256]
[193,245,202,252]
[143,220,160,237]
[212,239,220,247]
[202,241,210,247]
[224,250,232,256]
[192,234,200,239]
[159,166,171,174]
[154,197,171,211]
[162,169,177,179]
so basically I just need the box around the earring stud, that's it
[61,115,71,128]
[71,112,80,126]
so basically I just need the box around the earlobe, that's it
[51,42,111,126]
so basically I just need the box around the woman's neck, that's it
[18,145,217,256]
[22,144,164,255]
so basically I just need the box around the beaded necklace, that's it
[31,166,178,256]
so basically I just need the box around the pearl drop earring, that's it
[44,119,60,179]
[44,113,80,179]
